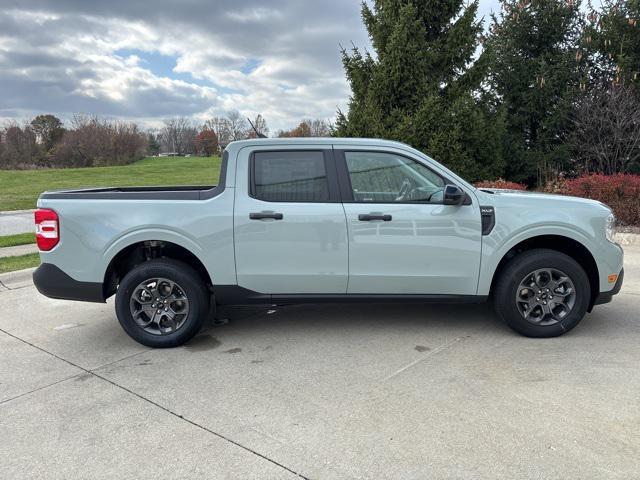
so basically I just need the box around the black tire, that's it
[115,259,209,348]
[494,249,590,338]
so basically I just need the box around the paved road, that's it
[1,249,639,479]
[0,210,34,236]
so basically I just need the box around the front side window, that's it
[252,151,330,202]
[344,151,446,203]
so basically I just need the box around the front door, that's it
[234,148,348,294]
[335,148,482,295]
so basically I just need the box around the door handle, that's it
[358,213,392,221]
[250,211,283,220]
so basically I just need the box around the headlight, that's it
[605,213,617,243]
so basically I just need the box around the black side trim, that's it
[39,151,228,201]
[480,206,495,235]
[33,263,105,303]
[213,285,487,306]
[592,268,624,307]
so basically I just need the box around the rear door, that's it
[234,147,349,294]
[335,146,482,295]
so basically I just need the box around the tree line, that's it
[0,112,332,169]
[149,114,332,157]
[0,114,148,169]
[336,0,640,186]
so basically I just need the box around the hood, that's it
[475,188,610,212]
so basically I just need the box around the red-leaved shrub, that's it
[562,174,640,226]
[544,173,640,225]
[474,178,527,191]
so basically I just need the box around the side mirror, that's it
[443,184,465,206]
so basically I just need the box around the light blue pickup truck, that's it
[33,138,624,347]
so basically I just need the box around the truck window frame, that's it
[334,149,472,206]
[248,149,341,203]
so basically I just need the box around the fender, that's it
[101,227,208,281]
[477,224,598,295]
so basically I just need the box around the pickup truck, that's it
[33,138,624,347]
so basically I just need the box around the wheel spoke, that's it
[553,286,573,298]
[164,307,176,321]
[540,302,552,317]
[523,303,537,320]
[167,292,187,303]
[136,304,157,323]
[166,317,179,333]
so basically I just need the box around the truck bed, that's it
[39,184,220,201]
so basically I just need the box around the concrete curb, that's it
[0,267,36,290]
[0,243,39,258]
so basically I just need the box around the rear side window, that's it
[251,151,330,202]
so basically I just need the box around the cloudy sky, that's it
[0,1,500,132]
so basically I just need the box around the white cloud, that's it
[0,1,498,132]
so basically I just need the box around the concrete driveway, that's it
[1,250,639,479]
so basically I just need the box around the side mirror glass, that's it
[443,184,464,206]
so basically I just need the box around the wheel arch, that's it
[488,234,599,310]
[103,240,213,300]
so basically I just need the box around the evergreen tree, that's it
[486,0,585,185]
[147,133,160,156]
[30,114,65,152]
[585,0,640,91]
[335,0,505,182]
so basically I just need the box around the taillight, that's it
[35,208,59,251]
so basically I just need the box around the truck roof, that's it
[226,137,411,149]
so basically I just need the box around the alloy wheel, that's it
[129,277,190,335]
[515,268,576,326]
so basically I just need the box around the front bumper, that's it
[593,268,624,307]
[33,263,105,303]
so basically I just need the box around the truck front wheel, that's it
[115,259,208,347]
[494,249,591,337]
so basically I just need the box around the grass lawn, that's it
[0,253,40,274]
[0,232,35,248]
[0,156,222,211]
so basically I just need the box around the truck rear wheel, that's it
[115,259,208,348]
[494,249,590,337]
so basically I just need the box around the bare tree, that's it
[204,116,231,148]
[225,111,249,141]
[277,118,331,138]
[0,121,41,169]
[574,86,640,174]
[160,117,195,155]
[51,117,146,167]
[307,118,331,137]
